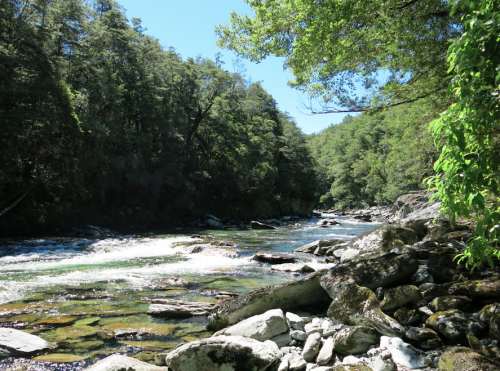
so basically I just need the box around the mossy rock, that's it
[333,325,379,355]
[428,295,472,312]
[42,325,100,341]
[132,350,157,363]
[62,340,104,352]
[66,303,148,316]
[98,323,177,339]
[98,314,153,326]
[380,285,422,311]
[33,354,87,363]
[449,279,500,298]
[119,340,179,351]
[32,316,79,327]
[426,309,486,344]
[438,346,500,371]
[0,302,60,317]
[2,313,43,325]
[327,284,379,325]
[331,365,373,371]
[74,317,100,326]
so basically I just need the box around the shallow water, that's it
[0,214,383,370]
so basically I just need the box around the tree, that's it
[429,0,500,270]
[216,0,462,113]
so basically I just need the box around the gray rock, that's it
[86,354,164,370]
[287,312,305,331]
[303,332,322,362]
[206,219,225,230]
[0,328,49,357]
[271,332,292,347]
[368,349,396,371]
[380,285,422,311]
[291,330,308,341]
[147,299,218,318]
[208,270,330,331]
[316,337,335,365]
[288,352,308,371]
[379,336,433,369]
[340,226,418,262]
[428,295,472,312]
[165,335,281,371]
[426,309,486,343]
[393,308,420,326]
[220,308,288,341]
[333,326,379,355]
[294,240,321,254]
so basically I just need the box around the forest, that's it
[1,0,499,267]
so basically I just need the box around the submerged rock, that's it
[438,346,500,371]
[165,335,281,371]
[207,270,330,331]
[217,308,288,342]
[253,253,297,264]
[98,323,176,339]
[147,299,218,318]
[34,354,87,363]
[0,328,50,357]
[86,354,164,370]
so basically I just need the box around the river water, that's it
[0,214,382,370]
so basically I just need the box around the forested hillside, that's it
[0,0,316,235]
[309,98,449,210]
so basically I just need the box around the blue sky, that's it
[117,0,351,135]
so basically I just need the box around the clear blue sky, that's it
[117,0,350,135]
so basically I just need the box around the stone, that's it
[317,219,342,227]
[31,316,79,327]
[420,282,454,301]
[271,264,316,273]
[379,336,433,369]
[393,308,420,325]
[426,309,486,343]
[320,254,419,298]
[316,336,334,365]
[448,279,500,298]
[291,330,308,341]
[86,354,164,370]
[286,312,305,331]
[288,352,308,371]
[33,354,87,363]
[330,365,372,371]
[303,332,322,362]
[438,346,500,371]
[219,308,289,341]
[405,327,439,341]
[427,295,472,312]
[380,285,422,311]
[0,328,50,357]
[333,326,379,355]
[253,253,297,264]
[368,349,396,371]
[165,335,282,371]
[271,332,292,347]
[147,299,218,318]
[294,240,321,254]
[340,226,418,262]
[97,323,174,339]
[208,270,330,331]
[251,221,276,230]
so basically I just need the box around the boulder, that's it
[271,264,315,273]
[389,191,442,225]
[317,218,342,226]
[379,336,434,369]
[207,270,330,331]
[333,326,379,354]
[428,295,472,312]
[253,253,297,264]
[251,221,276,230]
[270,332,292,347]
[340,226,418,262]
[380,285,422,311]
[147,299,218,318]
[438,346,500,371]
[294,240,321,254]
[320,254,419,297]
[165,335,282,371]
[448,279,500,298]
[0,328,49,357]
[219,309,288,341]
[86,354,164,370]
[393,308,420,326]
[303,332,322,362]
[287,352,307,371]
[426,309,486,343]
[294,239,344,254]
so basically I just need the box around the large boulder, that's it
[388,191,443,227]
[85,354,164,370]
[448,279,500,297]
[320,254,419,297]
[380,285,422,312]
[380,336,434,369]
[207,270,330,331]
[216,309,288,341]
[147,299,218,318]
[426,309,487,343]
[165,335,281,371]
[438,346,500,371]
[0,328,50,357]
[340,226,418,262]
[333,326,379,354]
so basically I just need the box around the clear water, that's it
[0,214,383,370]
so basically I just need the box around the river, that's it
[0,214,382,370]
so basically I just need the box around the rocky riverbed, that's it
[1,191,498,370]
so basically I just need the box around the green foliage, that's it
[216,0,461,112]
[429,0,500,270]
[310,98,444,209]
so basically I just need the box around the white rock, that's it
[222,308,288,341]
[316,337,334,365]
[369,350,396,371]
[303,332,322,362]
[380,336,433,369]
[278,353,291,371]
[0,328,49,357]
[87,354,164,370]
[342,355,364,365]
[289,352,308,371]
[287,312,306,331]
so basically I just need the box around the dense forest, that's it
[0,0,318,235]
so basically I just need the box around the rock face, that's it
[340,226,418,262]
[218,309,288,341]
[207,270,330,331]
[85,354,164,370]
[165,335,281,371]
[0,328,50,357]
[438,346,500,371]
[147,299,218,318]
